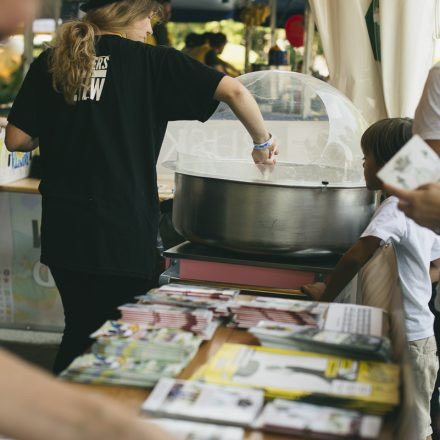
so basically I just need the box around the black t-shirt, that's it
[8,35,224,278]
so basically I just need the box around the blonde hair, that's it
[49,0,160,104]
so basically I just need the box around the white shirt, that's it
[413,62,440,140]
[361,196,440,341]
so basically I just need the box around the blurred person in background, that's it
[181,32,211,63]
[181,32,204,56]
[146,0,171,46]
[204,32,241,77]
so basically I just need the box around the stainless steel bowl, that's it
[172,172,378,256]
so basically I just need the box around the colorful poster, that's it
[0,192,64,330]
[0,128,32,184]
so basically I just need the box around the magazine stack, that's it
[118,303,219,340]
[90,320,202,362]
[136,283,238,318]
[59,321,203,387]
[59,354,184,387]
[191,343,400,414]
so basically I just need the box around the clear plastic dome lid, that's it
[165,70,368,187]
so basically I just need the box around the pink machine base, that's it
[161,242,338,292]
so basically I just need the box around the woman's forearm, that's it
[214,75,268,144]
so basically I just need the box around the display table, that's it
[73,327,289,440]
[72,325,401,440]
[0,177,40,194]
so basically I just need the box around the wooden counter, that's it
[0,177,40,194]
[0,176,175,201]
[72,325,400,440]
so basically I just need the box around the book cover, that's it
[150,418,244,440]
[250,320,391,360]
[259,399,382,439]
[142,378,264,426]
[192,344,399,413]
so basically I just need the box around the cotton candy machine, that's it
[165,71,377,256]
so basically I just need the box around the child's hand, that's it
[301,282,327,301]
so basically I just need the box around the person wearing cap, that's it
[0,2,173,439]
[5,0,278,373]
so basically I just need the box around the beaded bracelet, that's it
[253,133,273,150]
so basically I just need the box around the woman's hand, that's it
[301,282,327,301]
[214,77,279,165]
[252,138,279,165]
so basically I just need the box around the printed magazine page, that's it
[250,320,392,360]
[230,297,388,338]
[142,378,264,426]
[259,399,382,439]
[150,419,244,440]
[192,344,399,413]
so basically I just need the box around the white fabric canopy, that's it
[309,0,438,124]
[380,0,437,117]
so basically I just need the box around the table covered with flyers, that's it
[63,283,414,440]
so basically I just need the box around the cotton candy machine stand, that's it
[159,241,345,299]
[161,71,375,296]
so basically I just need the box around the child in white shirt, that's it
[302,117,440,440]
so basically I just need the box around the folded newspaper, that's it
[142,378,264,427]
[192,343,399,414]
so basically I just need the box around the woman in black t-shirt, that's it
[5,0,278,374]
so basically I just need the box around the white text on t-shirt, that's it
[74,55,110,102]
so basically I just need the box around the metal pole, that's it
[23,21,34,75]
[302,0,315,75]
[243,0,252,73]
[270,0,277,47]
[244,25,251,72]
[54,0,62,28]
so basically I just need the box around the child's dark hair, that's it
[361,117,413,166]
